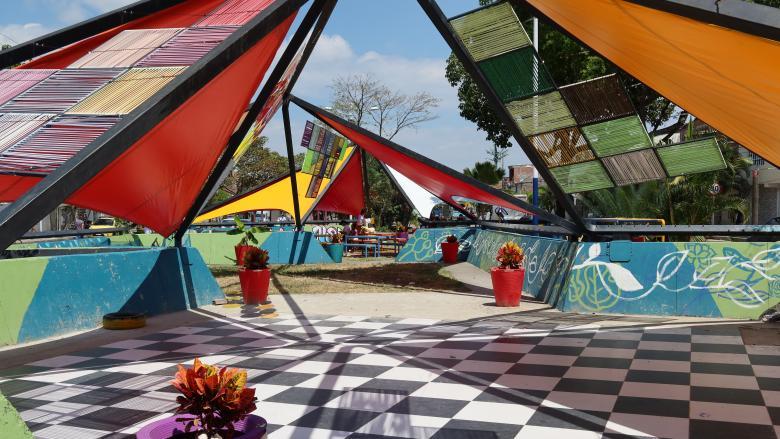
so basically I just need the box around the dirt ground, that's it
[211,257,471,296]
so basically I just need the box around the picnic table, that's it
[343,234,406,257]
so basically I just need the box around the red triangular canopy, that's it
[313,148,365,216]
[313,112,532,217]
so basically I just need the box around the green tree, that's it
[215,136,303,200]
[464,161,505,186]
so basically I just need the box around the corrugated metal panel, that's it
[136,26,237,67]
[478,47,555,102]
[0,113,54,154]
[0,70,57,107]
[582,115,652,157]
[559,74,635,125]
[0,69,124,114]
[0,115,121,174]
[529,127,594,168]
[507,91,576,135]
[450,3,530,62]
[602,149,666,185]
[66,67,186,115]
[196,0,276,27]
[657,137,726,176]
[69,28,183,68]
[549,160,613,193]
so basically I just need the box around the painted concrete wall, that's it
[467,229,575,301]
[559,241,780,319]
[37,236,111,248]
[262,231,333,265]
[0,247,222,345]
[396,227,477,263]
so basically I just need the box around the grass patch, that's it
[210,258,468,294]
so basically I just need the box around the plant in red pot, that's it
[440,234,460,264]
[227,218,264,266]
[490,241,525,307]
[238,247,270,305]
[136,358,266,438]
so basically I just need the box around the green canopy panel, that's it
[559,74,635,126]
[530,126,594,168]
[450,2,530,63]
[602,149,667,186]
[582,115,653,157]
[507,91,576,136]
[657,137,726,176]
[549,160,614,193]
[478,47,555,102]
[302,149,316,174]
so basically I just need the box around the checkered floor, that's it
[2,310,780,439]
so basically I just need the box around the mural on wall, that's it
[467,229,574,300]
[396,227,476,263]
[562,241,780,319]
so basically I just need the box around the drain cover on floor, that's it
[740,324,780,346]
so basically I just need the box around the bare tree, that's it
[329,73,440,140]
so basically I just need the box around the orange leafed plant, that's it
[496,241,524,269]
[172,358,257,438]
[445,235,458,244]
[242,246,269,270]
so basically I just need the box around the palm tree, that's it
[464,161,505,186]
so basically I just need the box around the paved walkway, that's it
[1,307,778,438]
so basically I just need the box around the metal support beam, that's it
[282,99,303,229]
[0,0,185,68]
[417,0,586,234]
[0,0,307,251]
[289,95,580,232]
[588,224,780,236]
[172,0,334,245]
[361,151,371,214]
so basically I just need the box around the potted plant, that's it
[490,241,525,307]
[136,358,265,439]
[238,247,270,305]
[323,232,344,263]
[440,234,460,264]
[227,218,263,266]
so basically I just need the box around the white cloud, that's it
[261,33,528,170]
[0,23,53,46]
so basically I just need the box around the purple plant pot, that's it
[136,414,267,439]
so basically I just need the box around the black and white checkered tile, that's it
[2,311,779,439]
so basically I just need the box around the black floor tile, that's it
[691,386,765,405]
[613,395,690,418]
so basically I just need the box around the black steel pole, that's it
[417,0,586,234]
[282,99,303,229]
[173,0,332,246]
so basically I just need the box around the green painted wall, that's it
[0,394,31,438]
[0,257,48,345]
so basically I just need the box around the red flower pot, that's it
[441,241,460,264]
[490,267,524,307]
[238,268,270,305]
[234,245,253,266]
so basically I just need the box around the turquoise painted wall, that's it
[0,247,222,345]
[262,231,333,265]
[466,229,575,301]
[559,241,780,319]
[396,227,477,263]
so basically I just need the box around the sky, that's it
[0,0,531,171]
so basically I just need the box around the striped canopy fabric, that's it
[559,74,635,126]
[67,67,186,115]
[0,113,54,154]
[602,149,666,186]
[549,160,614,193]
[529,127,594,168]
[0,115,121,174]
[136,26,238,67]
[450,2,530,62]
[0,69,124,114]
[582,115,653,157]
[196,0,276,27]
[69,28,183,68]
[507,91,576,136]
[478,47,555,102]
[657,137,726,177]
[0,70,57,107]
